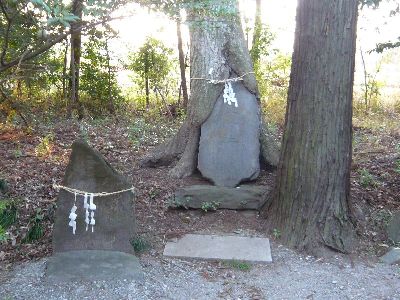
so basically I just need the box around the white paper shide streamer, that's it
[68,192,77,235]
[68,192,96,234]
[55,184,135,235]
[223,82,238,108]
[89,193,96,232]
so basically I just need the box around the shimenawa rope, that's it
[53,184,135,197]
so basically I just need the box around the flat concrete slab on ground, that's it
[46,250,143,283]
[163,234,272,263]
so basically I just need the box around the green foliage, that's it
[148,187,160,200]
[30,0,80,27]
[0,226,7,242]
[222,260,252,271]
[0,199,18,243]
[168,195,191,209]
[272,228,281,239]
[394,160,400,174]
[0,200,18,229]
[35,133,54,157]
[23,208,44,243]
[0,0,130,120]
[248,24,290,126]
[0,179,8,194]
[128,116,180,148]
[250,24,275,65]
[129,37,173,83]
[128,37,175,108]
[81,29,124,116]
[371,209,392,229]
[183,0,238,19]
[260,53,291,126]
[358,168,379,188]
[360,0,382,8]
[131,236,151,253]
[357,57,384,113]
[201,201,220,212]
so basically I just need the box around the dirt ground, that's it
[0,118,399,299]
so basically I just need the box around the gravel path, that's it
[1,245,399,300]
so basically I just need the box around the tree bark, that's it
[62,39,69,102]
[68,0,83,119]
[251,0,262,64]
[145,74,150,110]
[140,0,277,177]
[177,18,189,112]
[261,0,358,254]
[105,38,116,115]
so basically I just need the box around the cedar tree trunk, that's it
[140,0,278,178]
[262,0,358,254]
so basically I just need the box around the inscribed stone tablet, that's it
[198,81,260,187]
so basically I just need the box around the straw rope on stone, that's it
[53,183,136,235]
[53,184,135,197]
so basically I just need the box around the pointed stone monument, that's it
[47,140,142,282]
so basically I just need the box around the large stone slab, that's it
[52,140,136,254]
[164,234,272,263]
[387,211,400,243]
[169,185,269,210]
[198,81,261,187]
[46,250,143,283]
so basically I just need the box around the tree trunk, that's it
[105,38,116,115]
[140,0,277,178]
[68,0,83,119]
[177,18,189,112]
[251,0,262,64]
[145,74,150,110]
[261,0,358,254]
[62,39,68,103]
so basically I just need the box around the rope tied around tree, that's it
[190,71,255,84]
[191,71,255,108]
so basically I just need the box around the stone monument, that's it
[198,80,260,188]
[47,140,142,282]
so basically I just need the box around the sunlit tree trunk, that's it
[140,0,277,178]
[250,0,262,64]
[177,18,189,112]
[262,0,358,254]
[105,38,116,115]
[68,0,83,119]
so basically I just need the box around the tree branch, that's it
[0,15,132,73]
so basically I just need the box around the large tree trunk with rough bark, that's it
[140,0,277,178]
[261,0,358,255]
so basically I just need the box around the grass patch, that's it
[223,260,252,271]
[201,201,220,212]
[358,168,379,188]
[128,117,180,148]
[22,208,44,243]
[0,200,18,229]
[131,236,151,254]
